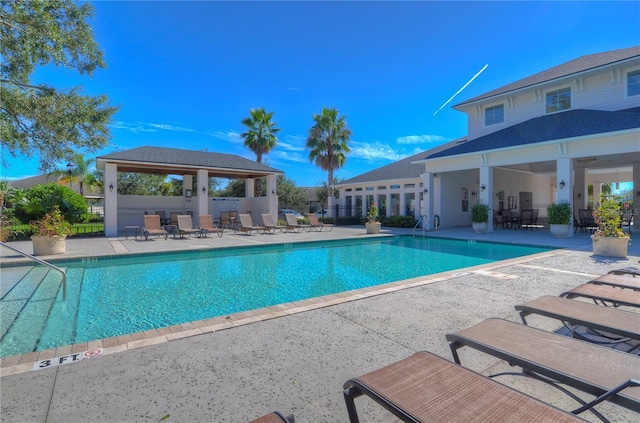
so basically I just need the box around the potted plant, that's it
[547,202,571,237]
[471,203,490,233]
[365,204,381,234]
[30,206,72,255]
[591,194,629,258]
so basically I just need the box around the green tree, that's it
[0,0,119,171]
[47,153,99,196]
[276,175,307,209]
[217,179,245,198]
[116,173,167,196]
[306,107,352,199]
[16,183,87,223]
[240,107,280,196]
[316,177,343,205]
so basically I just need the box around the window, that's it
[628,70,640,96]
[484,104,504,125]
[545,87,571,113]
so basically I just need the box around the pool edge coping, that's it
[0,247,574,377]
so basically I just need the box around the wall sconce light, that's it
[471,190,477,197]
[577,193,582,199]
[109,183,114,192]
[559,180,566,189]
[480,184,486,191]
[202,186,206,193]
[637,191,640,197]
[423,188,428,194]
[272,189,276,195]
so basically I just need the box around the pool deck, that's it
[1,226,639,422]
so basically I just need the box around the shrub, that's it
[471,204,490,223]
[547,202,571,224]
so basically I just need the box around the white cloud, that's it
[148,123,196,132]
[206,130,243,144]
[110,121,158,133]
[396,134,448,144]
[349,141,407,162]
[271,150,308,163]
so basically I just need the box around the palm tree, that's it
[240,108,280,196]
[48,154,98,196]
[306,107,352,199]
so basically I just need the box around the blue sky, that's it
[3,1,640,187]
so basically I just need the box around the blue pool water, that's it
[0,237,552,357]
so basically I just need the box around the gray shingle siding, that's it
[427,108,640,160]
[97,146,282,173]
[454,46,640,107]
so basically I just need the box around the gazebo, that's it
[96,146,283,236]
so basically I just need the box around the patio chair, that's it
[285,213,312,233]
[247,412,295,423]
[238,213,267,235]
[199,215,224,237]
[307,213,333,232]
[560,283,640,308]
[261,213,287,234]
[446,318,640,416]
[170,211,179,226]
[608,267,640,277]
[176,214,203,238]
[343,350,585,423]
[519,209,534,230]
[621,211,633,233]
[579,209,597,233]
[515,295,640,352]
[588,274,640,290]
[142,215,168,240]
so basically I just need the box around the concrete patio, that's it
[1,225,638,422]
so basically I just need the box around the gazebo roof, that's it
[96,146,283,178]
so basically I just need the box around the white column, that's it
[245,179,255,198]
[386,193,391,217]
[183,174,193,213]
[266,174,277,215]
[197,169,208,216]
[479,166,494,232]
[633,163,640,212]
[421,172,434,228]
[574,167,586,214]
[104,163,118,237]
[557,156,574,237]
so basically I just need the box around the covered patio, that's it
[96,146,283,236]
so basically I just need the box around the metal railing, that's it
[1,242,66,300]
[413,215,440,238]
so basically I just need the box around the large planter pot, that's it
[472,222,487,233]
[591,235,629,258]
[365,222,381,234]
[31,235,66,256]
[549,223,570,237]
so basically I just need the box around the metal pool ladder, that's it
[1,241,67,300]
[413,215,439,238]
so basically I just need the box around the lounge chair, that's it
[238,213,267,235]
[261,214,287,234]
[285,213,312,233]
[343,351,585,423]
[142,215,168,240]
[306,213,333,232]
[199,215,224,237]
[176,214,203,238]
[446,318,640,415]
[247,412,294,423]
[560,283,640,308]
[588,274,640,291]
[515,295,640,352]
[608,267,640,277]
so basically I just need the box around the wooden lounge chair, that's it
[199,215,224,237]
[142,215,168,240]
[176,214,203,238]
[515,295,640,352]
[261,214,286,234]
[446,318,640,415]
[588,274,640,291]
[247,412,294,423]
[285,213,311,233]
[343,351,586,423]
[608,267,640,277]
[306,213,333,232]
[560,283,640,308]
[238,213,266,235]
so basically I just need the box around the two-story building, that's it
[337,46,640,235]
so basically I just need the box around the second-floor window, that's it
[485,104,504,125]
[546,87,571,113]
[628,70,640,96]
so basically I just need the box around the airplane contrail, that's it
[433,64,489,116]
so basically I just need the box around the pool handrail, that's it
[413,215,439,238]
[1,241,66,300]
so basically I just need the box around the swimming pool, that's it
[0,236,552,357]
